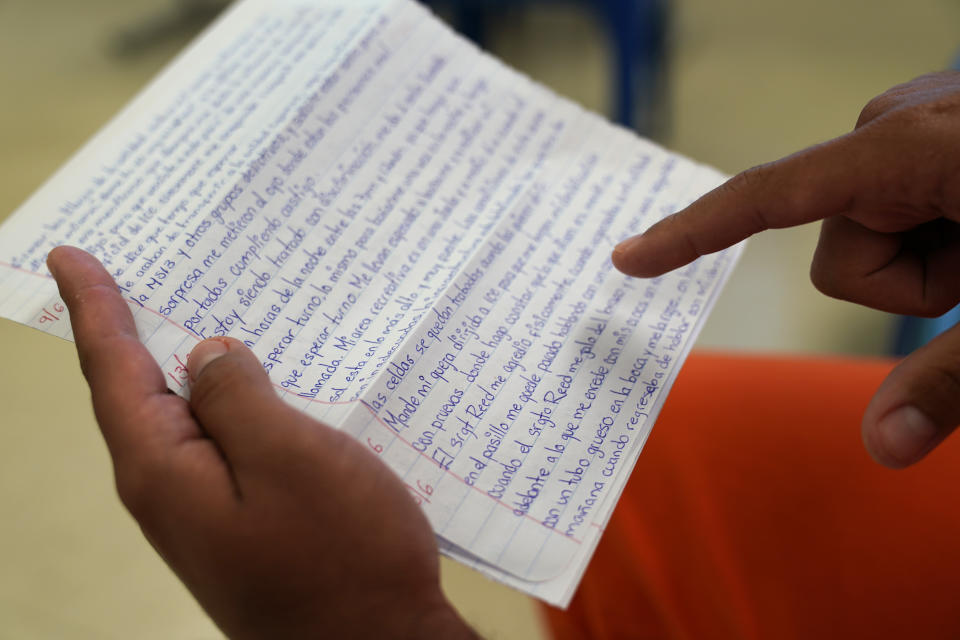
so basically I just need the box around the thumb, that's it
[863,325,960,468]
[188,337,305,467]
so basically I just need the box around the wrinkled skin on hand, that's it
[614,71,960,469]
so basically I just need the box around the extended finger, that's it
[862,322,960,468]
[612,132,882,277]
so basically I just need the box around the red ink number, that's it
[407,483,432,505]
[37,302,66,325]
[166,353,190,388]
[367,439,384,454]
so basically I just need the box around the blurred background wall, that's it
[1,0,958,637]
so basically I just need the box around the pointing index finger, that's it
[613,133,871,277]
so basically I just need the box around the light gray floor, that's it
[1,0,958,637]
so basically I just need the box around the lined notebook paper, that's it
[0,0,742,606]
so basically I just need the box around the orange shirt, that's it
[542,353,960,639]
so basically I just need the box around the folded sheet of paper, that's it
[0,0,743,606]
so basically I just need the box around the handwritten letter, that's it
[0,0,742,606]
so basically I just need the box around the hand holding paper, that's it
[48,245,476,640]
[0,0,743,608]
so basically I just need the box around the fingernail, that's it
[189,339,229,384]
[876,406,939,466]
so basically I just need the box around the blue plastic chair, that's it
[893,306,960,356]
[419,0,670,134]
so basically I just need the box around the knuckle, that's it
[70,280,121,323]
[910,98,960,126]
[928,363,960,398]
[74,281,119,303]
[912,293,958,319]
[857,94,895,128]
[727,163,770,194]
[809,220,859,302]
[729,161,808,230]
[809,246,849,300]
[863,94,960,133]
[857,73,960,130]
[914,360,960,422]
[722,164,777,223]
[809,259,839,297]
